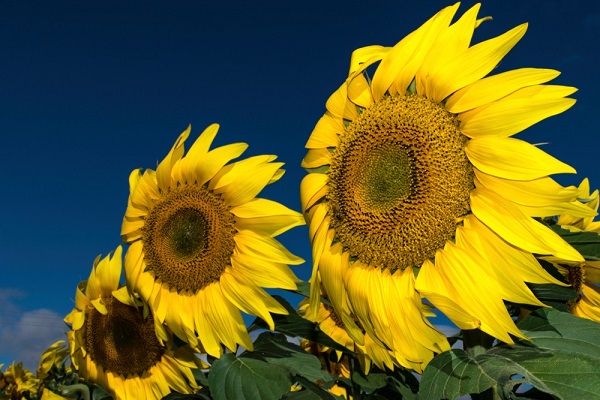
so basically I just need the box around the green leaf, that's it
[243,332,332,384]
[518,308,600,358]
[248,296,347,353]
[420,309,600,400]
[208,353,291,400]
[351,371,387,391]
[419,349,496,400]
[549,224,600,260]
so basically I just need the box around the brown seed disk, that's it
[85,297,164,376]
[142,184,236,293]
[328,94,473,271]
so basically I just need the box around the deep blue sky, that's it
[1,0,598,369]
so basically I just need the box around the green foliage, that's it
[208,352,291,400]
[549,224,600,260]
[420,309,600,400]
[207,332,335,400]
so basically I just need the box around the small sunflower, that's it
[301,3,588,371]
[0,362,38,400]
[545,178,600,322]
[64,246,205,400]
[121,124,304,357]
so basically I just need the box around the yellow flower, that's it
[36,340,69,381]
[0,362,38,400]
[546,178,600,322]
[64,246,205,400]
[301,3,587,372]
[121,124,304,357]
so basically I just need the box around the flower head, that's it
[64,246,204,400]
[121,124,304,357]
[0,362,38,400]
[301,3,586,372]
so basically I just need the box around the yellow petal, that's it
[348,45,389,77]
[423,23,528,102]
[459,85,577,137]
[474,169,579,206]
[470,187,583,261]
[231,252,299,290]
[231,198,305,237]
[415,261,480,330]
[193,142,249,186]
[465,215,567,287]
[156,125,190,192]
[373,2,460,100]
[300,173,328,213]
[216,161,284,207]
[220,269,287,330]
[446,68,561,113]
[435,242,524,343]
[301,147,332,169]
[347,73,373,108]
[306,112,342,149]
[466,136,575,180]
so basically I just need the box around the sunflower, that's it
[64,246,205,400]
[121,124,304,357]
[0,362,38,400]
[544,178,600,322]
[301,3,590,371]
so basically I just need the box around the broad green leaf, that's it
[549,224,600,261]
[208,353,291,400]
[518,308,600,364]
[420,309,600,399]
[419,349,496,400]
[242,332,332,384]
[351,371,387,391]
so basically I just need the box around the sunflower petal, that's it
[466,137,576,180]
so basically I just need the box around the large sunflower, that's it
[301,3,590,371]
[121,124,304,357]
[64,246,205,400]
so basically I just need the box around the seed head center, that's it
[85,297,164,376]
[142,184,236,293]
[328,94,473,271]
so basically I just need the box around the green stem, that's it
[57,383,90,400]
[462,329,501,400]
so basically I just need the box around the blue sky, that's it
[1,0,598,369]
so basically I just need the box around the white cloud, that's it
[0,289,67,371]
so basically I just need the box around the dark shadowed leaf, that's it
[242,332,332,383]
